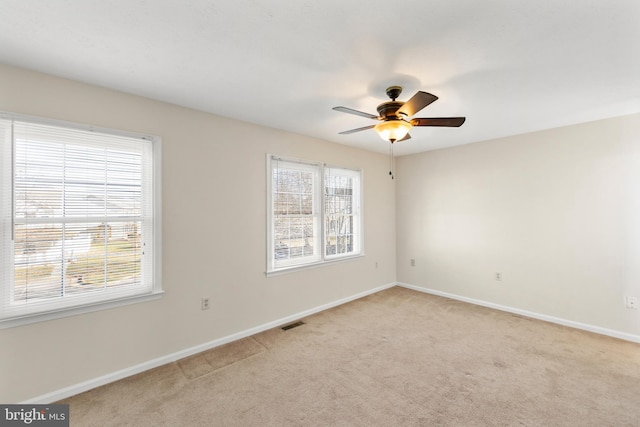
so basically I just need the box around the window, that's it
[324,167,360,258]
[267,156,362,274]
[0,113,162,328]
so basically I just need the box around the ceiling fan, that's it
[332,86,465,143]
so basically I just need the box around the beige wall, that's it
[397,113,640,336]
[0,64,396,402]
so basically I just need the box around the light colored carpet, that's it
[61,286,640,426]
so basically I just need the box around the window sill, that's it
[0,291,164,330]
[266,253,365,278]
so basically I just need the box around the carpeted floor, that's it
[61,286,640,426]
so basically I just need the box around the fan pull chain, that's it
[389,142,394,179]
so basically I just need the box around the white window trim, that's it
[266,155,364,276]
[0,112,163,329]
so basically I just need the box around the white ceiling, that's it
[1,1,639,155]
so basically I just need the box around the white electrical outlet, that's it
[201,298,210,310]
[495,272,502,281]
[625,296,638,309]
[410,259,416,267]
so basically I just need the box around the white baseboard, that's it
[24,282,396,404]
[397,282,640,344]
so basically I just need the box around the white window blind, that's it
[267,156,362,274]
[0,115,161,326]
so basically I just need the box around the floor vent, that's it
[281,321,305,331]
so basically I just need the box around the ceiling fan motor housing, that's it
[376,101,405,120]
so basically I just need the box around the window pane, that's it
[14,223,64,301]
[13,220,143,303]
[287,193,301,215]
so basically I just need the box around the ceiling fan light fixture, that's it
[374,119,412,143]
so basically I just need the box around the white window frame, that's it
[324,166,362,260]
[0,112,162,329]
[266,155,363,275]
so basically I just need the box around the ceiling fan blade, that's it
[397,133,412,142]
[397,91,438,117]
[332,106,379,120]
[338,124,376,135]
[411,117,466,127]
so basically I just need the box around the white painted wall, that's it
[396,113,640,337]
[0,64,396,402]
